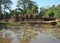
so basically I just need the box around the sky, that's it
[11,0,60,10]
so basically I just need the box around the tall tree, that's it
[46,5,56,18]
[0,0,2,14]
[2,0,12,14]
[16,0,38,15]
[54,4,60,18]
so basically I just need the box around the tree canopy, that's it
[39,4,60,18]
[16,0,38,15]
[0,0,60,21]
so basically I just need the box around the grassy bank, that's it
[0,21,60,28]
[7,22,24,26]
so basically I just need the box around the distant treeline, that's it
[0,0,60,22]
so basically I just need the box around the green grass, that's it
[7,22,24,26]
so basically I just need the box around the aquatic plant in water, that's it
[18,29,38,40]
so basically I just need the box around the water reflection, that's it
[0,28,60,43]
[11,37,20,43]
[1,28,16,39]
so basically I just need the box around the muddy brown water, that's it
[0,27,60,43]
[0,36,60,43]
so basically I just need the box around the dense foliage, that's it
[0,0,60,21]
[39,5,60,18]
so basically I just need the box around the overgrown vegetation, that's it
[7,22,23,26]
[0,0,60,21]
[0,0,60,27]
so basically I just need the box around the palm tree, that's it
[0,0,2,14]
[3,0,12,14]
[17,0,38,15]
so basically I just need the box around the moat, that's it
[0,26,60,43]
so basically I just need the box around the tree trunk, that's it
[0,4,2,14]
